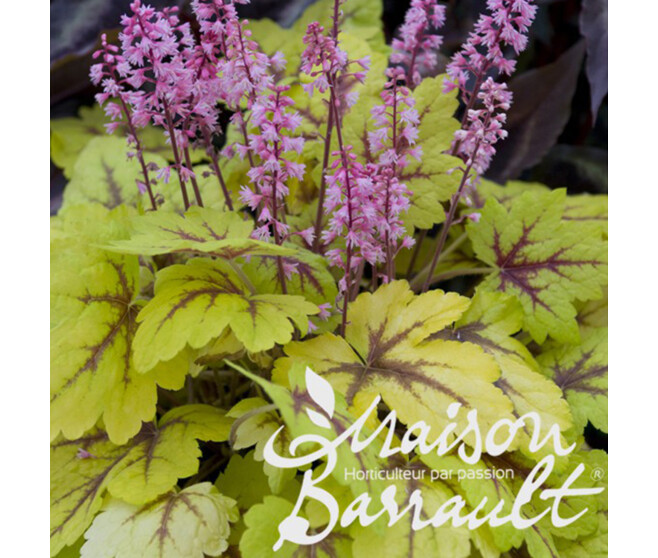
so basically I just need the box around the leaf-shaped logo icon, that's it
[305,366,335,429]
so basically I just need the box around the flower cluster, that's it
[90,33,159,208]
[445,0,537,94]
[445,0,536,177]
[367,68,420,275]
[323,148,381,291]
[455,78,512,175]
[218,12,276,108]
[300,21,369,107]
[391,0,446,87]
[300,21,348,96]
[239,85,305,243]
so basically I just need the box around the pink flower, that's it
[445,0,536,177]
[366,68,417,267]
[445,0,537,94]
[239,85,306,243]
[391,0,446,86]
[454,78,513,175]
[322,146,382,292]
[300,20,370,100]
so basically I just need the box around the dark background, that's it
[50,0,608,450]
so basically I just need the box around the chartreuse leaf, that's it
[473,179,550,209]
[350,461,471,558]
[109,405,232,504]
[133,258,318,372]
[61,137,223,213]
[51,205,189,443]
[80,483,238,558]
[555,511,607,558]
[51,104,204,178]
[275,281,515,435]
[217,452,281,511]
[576,289,607,331]
[431,291,573,458]
[227,397,297,493]
[563,194,608,239]
[51,105,110,176]
[467,189,607,344]
[216,451,301,549]
[227,361,385,500]
[243,247,339,332]
[106,206,292,259]
[241,495,354,558]
[50,405,230,555]
[54,537,84,558]
[475,180,608,240]
[537,327,608,433]
[240,476,356,558]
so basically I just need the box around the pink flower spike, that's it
[391,0,446,86]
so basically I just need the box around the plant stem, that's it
[341,245,352,336]
[162,100,191,210]
[184,146,204,207]
[117,95,157,210]
[228,260,257,294]
[312,2,342,252]
[312,90,335,252]
[202,129,234,210]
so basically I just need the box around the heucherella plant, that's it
[50,0,608,557]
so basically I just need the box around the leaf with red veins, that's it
[537,327,608,433]
[467,189,607,344]
[51,205,190,445]
[50,405,231,556]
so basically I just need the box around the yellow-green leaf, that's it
[537,327,608,433]
[133,258,318,372]
[80,483,238,558]
[51,205,188,443]
[50,405,230,555]
[61,137,223,213]
[467,189,607,344]
[274,281,515,435]
[106,206,292,260]
[431,291,573,458]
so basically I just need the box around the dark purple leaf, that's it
[487,40,586,183]
[579,0,608,118]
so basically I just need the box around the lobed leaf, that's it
[467,189,608,344]
[51,205,189,443]
[227,398,297,494]
[106,206,292,260]
[50,405,231,555]
[61,137,222,213]
[275,281,516,435]
[537,327,608,433]
[432,291,573,458]
[80,483,238,558]
[133,258,318,372]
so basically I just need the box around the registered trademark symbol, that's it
[590,467,605,481]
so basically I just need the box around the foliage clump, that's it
[51,1,608,556]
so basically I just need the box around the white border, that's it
[609,0,658,554]
[0,0,647,554]
[2,1,50,554]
